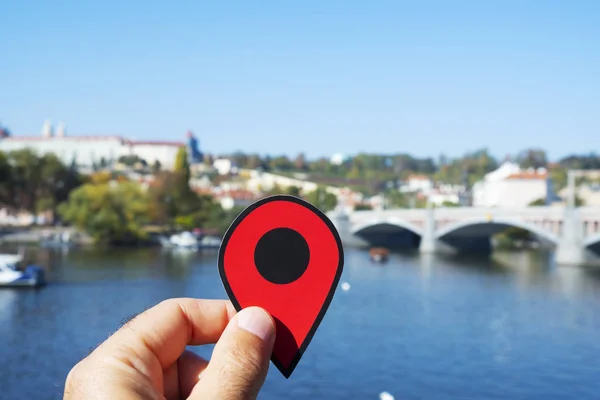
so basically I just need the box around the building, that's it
[472,161,550,208]
[558,183,600,207]
[186,131,203,164]
[0,121,191,171]
[214,190,256,210]
[330,153,347,166]
[400,174,433,194]
[123,140,183,170]
[213,158,239,175]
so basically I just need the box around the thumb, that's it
[189,306,276,400]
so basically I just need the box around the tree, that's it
[286,186,301,197]
[58,181,150,244]
[174,147,191,182]
[36,153,82,221]
[152,160,162,173]
[529,198,546,206]
[385,190,409,208]
[559,153,600,170]
[441,200,460,207]
[99,157,108,169]
[9,149,42,213]
[118,154,146,167]
[246,154,262,170]
[0,151,14,206]
[304,186,337,212]
[269,156,293,171]
[203,153,214,167]
[294,153,307,170]
[517,148,548,169]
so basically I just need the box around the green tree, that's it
[294,153,307,170]
[529,198,546,206]
[559,153,600,170]
[58,181,150,243]
[517,148,548,169]
[9,149,42,213]
[174,147,190,179]
[36,153,82,221]
[118,154,146,167]
[152,160,162,173]
[304,186,337,212]
[385,190,409,208]
[286,185,301,197]
[269,156,293,171]
[0,151,14,207]
[441,200,460,207]
[247,154,262,170]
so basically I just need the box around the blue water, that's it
[1,246,600,399]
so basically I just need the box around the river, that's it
[1,245,600,399]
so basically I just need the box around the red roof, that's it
[506,172,547,180]
[407,174,430,181]
[216,190,257,200]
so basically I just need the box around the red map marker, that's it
[218,195,344,378]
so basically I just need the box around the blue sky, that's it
[2,0,599,161]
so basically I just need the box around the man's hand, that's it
[64,298,276,399]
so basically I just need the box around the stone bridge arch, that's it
[434,218,559,253]
[352,219,422,249]
[585,233,600,255]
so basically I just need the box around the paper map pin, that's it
[218,195,344,378]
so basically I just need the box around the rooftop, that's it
[505,172,548,180]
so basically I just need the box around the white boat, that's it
[169,231,199,249]
[0,254,46,288]
[158,235,175,248]
[199,235,221,249]
[40,231,75,248]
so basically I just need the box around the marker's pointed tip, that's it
[271,357,296,379]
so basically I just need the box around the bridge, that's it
[327,205,600,266]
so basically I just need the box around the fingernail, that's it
[236,307,274,341]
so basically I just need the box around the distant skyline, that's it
[2,1,599,161]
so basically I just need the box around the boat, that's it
[169,231,199,249]
[369,247,390,263]
[157,235,175,248]
[0,254,46,288]
[40,231,75,248]
[198,235,221,249]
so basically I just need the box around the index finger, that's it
[97,298,236,369]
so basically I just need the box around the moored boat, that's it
[0,254,46,288]
[169,231,199,250]
[369,247,390,263]
[199,235,221,249]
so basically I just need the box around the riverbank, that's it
[0,225,222,248]
[0,226,91,245]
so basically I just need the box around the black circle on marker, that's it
[254,227,310,284]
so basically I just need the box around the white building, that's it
[242,170,347,198]
[472,161,548,208]
[558,183,600,207]
[330,153,347,166]
[0,121,185,170]
[400,174,433,194]
[124,141,182,170]
[429,191,460,206]
[213,158,239,175]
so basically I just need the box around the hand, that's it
[64,298,276,400]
